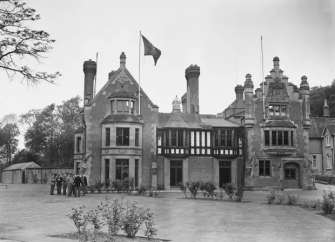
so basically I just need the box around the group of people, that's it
[50,173,87,197]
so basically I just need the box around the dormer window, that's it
[268,105,287,117]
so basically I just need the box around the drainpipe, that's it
[321,138,324,173]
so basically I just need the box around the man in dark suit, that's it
[81,174,87,196]
[74,174,82,197]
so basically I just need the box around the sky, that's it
[0,0,334,149]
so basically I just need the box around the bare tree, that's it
[0,0,60,85]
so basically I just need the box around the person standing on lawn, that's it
[81,174,87,196]
[67,173,74,197]
[62,173,68,195]
[50,174,57,195]
[56,173,63,195]
[74,174,82,197]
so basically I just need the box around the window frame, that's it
[326,153,332,169]
[105,128,110,147]
[116,159,129,180]
[135,128,139,147]
[259,160,271,177]
[268,105,288,118]
[285,168,296,179]
[326,136,331,146]
[76,136,82,153]
[116,127,130,146]
[263,130,294,147]
[312,155,317,168]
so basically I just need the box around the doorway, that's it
[219,161,231,187]
[22,171,25,184]
[170,160,183,187]
[283,162,300,189]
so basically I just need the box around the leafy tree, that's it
[0,122,20,163]
[11,148,40,165]
[0,0,60,85]
[310,80,335,117]
[24,96,82,167]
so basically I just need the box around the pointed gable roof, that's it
[89,67,158,109]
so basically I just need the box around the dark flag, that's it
[142,35,161,66]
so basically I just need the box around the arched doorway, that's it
[283,162,300,189]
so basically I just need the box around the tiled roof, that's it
[4,162,40,171]
[310,117,335,138]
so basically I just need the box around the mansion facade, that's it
[74,54,315,190]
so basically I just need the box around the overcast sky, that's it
[1,0,334,148]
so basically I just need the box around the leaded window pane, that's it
[207,149,210,154]
[281,106,286,116]
[171,131,177,146]
[207,132,211,147]
[157,131,162,146]
[272,131,277,146]
[220,130,226,147]
[191,148,194,154]
[278,131,283,146]
[191,132,195,147]
[158,148,161,154]
[202,148,205,154]
[264,131,269,146]
[202,132,206,147]
[196,132,200,146]
[284,131,288,145]
[227,131,232,147]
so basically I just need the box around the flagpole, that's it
[261,36,265,121]
[139,31,141,116]
[94,52,98,97]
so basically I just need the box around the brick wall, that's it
[188,157,214,181]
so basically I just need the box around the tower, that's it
[83,59,97,105]
[185,65,200,114]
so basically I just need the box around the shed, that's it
[2,162,41,184]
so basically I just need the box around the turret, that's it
[185,65,200,114]
[244,74,255,128]
[83,59,97,105]
[300,75,311,129]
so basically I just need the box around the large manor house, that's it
[74,53,335,191]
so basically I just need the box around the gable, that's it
[89,67,157,109]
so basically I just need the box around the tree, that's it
[0,0,60,85]
[0,122,20,163]
[11,148,40,165]
[310,80,335,117]
[24,96,82,167]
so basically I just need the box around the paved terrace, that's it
[0,184,335,242]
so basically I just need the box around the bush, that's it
[68,197,158,241]
[186,180,202,198]
[111,180,123,193]
[66,206,87,235]
[200,181,217,199]
[303,199,322,210]
[286,193,299,205]
[276,194,286,205]
[94,180,104,193]
[138,184,147,196]
[178,182,188,198]
[321,188,335,214]
[122,177,135,193]
[234,186,244,202]
[222,183,235,201]
[266,190,277,204]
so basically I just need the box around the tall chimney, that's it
[244,74,255,128]
[83,59,97,105]
[235,85,244,100]
[120,52,126,69]
[300,75,311,129]
[323,99,330,117]
[273,56,280,71]
[172,95,182,113]
[185,65,200,114]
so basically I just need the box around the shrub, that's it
[321,188,335,214]
[178,182,188,198]
[94,180,104,193]
[234,186,244,202]
[138,184,147,196]
[66,206,87,235]
[222,183,235,201]
[98,197,124,238]
[303,199,322,210]
[219,187,225,200]
[111,180,123,193]
[286,193,299,205]
[265,190,277,204]
[85,209,103,234]
[276,194,286,205]
[122,177,135,193]
[186,180,202,198]
[201,181,217,199]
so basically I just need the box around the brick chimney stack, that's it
[300,75,311,129]
[323,99,330,117]
[273,56,280,71]
[120,52,126,69]
[185,65,200,114]
[83,59,97,105]
[235,85,244,100]
[244,74,255,128]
